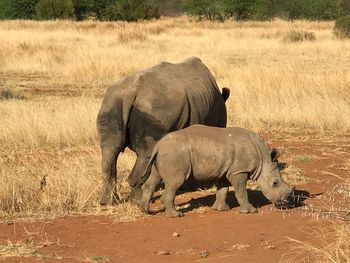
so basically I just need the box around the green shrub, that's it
[90,0,114,20]
[334,15,350,38]
[252,0,279,20]
[223,0,255,20]
[283,30,316,43]
[302,0,339,20]
[35,0,75,20]
[276,0,339,21]
[339,0,350,16]
[0,0,37,19]
[182,0,339,21]
[100,0,159,21]
[182,0,225,21]
[74,0,95,20]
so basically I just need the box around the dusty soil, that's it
[1,132,349,263]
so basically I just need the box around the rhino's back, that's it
[133,57,226,127]
[157,125,253,180]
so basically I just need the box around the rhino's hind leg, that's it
[161,185,183,217]
[228,172,257,214]
[212,177,230,211]
[160,174,186,217]
[138,166,161,213]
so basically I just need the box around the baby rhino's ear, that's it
[270,148,285,162]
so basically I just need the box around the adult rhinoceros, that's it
[97,57,230,205]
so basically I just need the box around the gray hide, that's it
[97,57,229,204]
[138,125,294,217]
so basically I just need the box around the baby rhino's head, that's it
[256,148,294,205]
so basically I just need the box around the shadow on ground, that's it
[150,189,312,215]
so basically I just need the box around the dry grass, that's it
[0,239,37,258]
[282,30,316,42]
[280,221,350,263]
[0,97,99,149]
[0,17,349,221]
[0,238,51,260]
[281,175,350,263]
[0,17,349,132]
[0,145,138,219]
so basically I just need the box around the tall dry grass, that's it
[0,97,99,149]
[281,176,350,263]
[0,17,349,220]
[0,17,349,132]
[0,144,138,219]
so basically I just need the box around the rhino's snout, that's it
[261,181,294,205]
[274,185,295,205]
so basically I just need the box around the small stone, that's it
[231,244,250,250]
[199,250,209,258]
[172,232,180,237]
[264,245,276,250]
[154,250,171,256]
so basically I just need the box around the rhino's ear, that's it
[277,162,288,170]
[221,87,230,102]
[270,148,285,162]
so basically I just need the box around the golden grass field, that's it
[0,16,349,216]
[0,16,350,262]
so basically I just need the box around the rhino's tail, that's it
[137,143,160,187]
[222,87,230,102]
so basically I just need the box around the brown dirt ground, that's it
[1,132,349,263]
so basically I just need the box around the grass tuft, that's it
[281,178,350,262]
[88,255,110,262]
[0,89,25,100]
[282,30,316,42]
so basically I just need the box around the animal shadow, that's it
[279,189,314,209]
[148,188,314,215]
[179,189,271,214]
[179,189,312,214]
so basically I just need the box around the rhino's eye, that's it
[273,181,279,187]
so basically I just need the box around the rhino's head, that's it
[256,148,294,205]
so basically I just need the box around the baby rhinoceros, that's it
[137,125,294,217]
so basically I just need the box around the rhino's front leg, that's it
[137,166,162,213]
[229,173,257,214]
[128,156,149,200]
[100,148,119,205]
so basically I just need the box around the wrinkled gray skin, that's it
[97,57,229,205]
[138,125,294,217]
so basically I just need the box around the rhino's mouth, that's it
[274,199,289,205]
[274,190,299,209]
[274,200,292,209]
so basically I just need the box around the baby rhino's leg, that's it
[161,184,183,217]
[227,172,257,213]
[138,166,161,213]
[160,167,188,218]
[212,177,230,211]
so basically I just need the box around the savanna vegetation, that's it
[0,0,348,21]
[1,16,349,216]
[0,16,349,262]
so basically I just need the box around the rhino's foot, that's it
[165,210,183,218]
[99,199,107,206]
[135,200,149,214]
[129,186,143,201]
[99,195,111,206]
[239,204,257,214]
[212,201,230,211]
